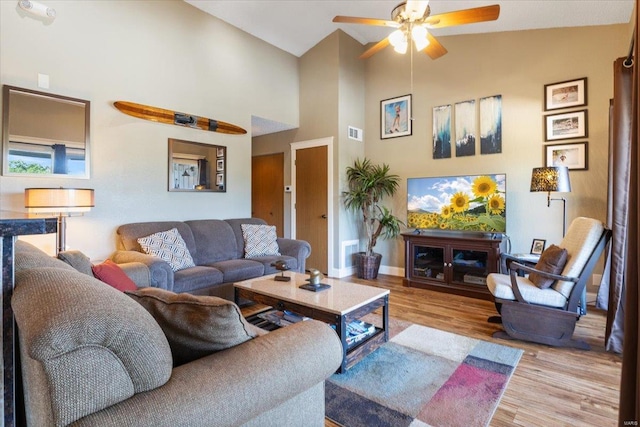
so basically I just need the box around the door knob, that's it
[321,214,327,219]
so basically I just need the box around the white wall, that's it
[0,0,299,259]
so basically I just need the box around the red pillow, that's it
[92,260,137,292]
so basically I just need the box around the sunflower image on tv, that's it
[407,174,506,232]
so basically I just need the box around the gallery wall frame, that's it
[544,109,588,141]
[479,94,502,155]
[544,77,587,111]
[545,141,588,170]
[381,94,412,139]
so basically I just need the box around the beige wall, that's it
[0,0,299,259]
[362,25,628,269]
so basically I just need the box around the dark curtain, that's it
[619,13,640,424]
[52,144,67,174]
[601,58,633,353]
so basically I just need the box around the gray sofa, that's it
[110,218,311,300]
[12,240,342,426]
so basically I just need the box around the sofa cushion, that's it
[185,219,238,264]
[137,228,196,272]
[126,287,258,366]
[241,224,281,258]
[173,265,224,293]
[92,260,138,292]
[57,250,94,276]
[209,259,265,283]
[529,244,569,289]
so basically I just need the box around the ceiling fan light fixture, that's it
[388,29,406,47]
[393,40,408,54]
[411,25,430,51]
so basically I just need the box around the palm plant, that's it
[343,158,403,257]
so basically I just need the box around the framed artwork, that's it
[455,99,476,157]
[545,141,588,170]
[216,173,224,187]
[381,94,412,139]
[216,159,224,171]
[432,104,451,159]
[216,147,225,157]
[544,109,588,141]
[544,77,587,111]
[480,94,502,155]
[531,239,546,255]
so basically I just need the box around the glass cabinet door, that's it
[412,245,445,282]
[451,249,489,286]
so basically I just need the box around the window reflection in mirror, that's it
[168,138,226,192]
[2,85,90,178]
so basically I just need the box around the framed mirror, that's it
[2,85,90,178]
[168,138,226,192]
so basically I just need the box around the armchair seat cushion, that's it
[486,272,567,308]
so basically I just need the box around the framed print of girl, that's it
[381,94,412,139]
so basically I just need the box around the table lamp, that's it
[25,187,95,253]
[530,166,571,236]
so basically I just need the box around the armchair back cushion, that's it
[552,217,606,298]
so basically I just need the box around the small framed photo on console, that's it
[530,239,546,255]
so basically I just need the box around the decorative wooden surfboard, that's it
[114,101,247,135]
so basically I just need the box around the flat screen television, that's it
[407,173,506,233]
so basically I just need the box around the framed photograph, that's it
[544,77,587,111]
[544,109,588,141]
[216,147,225,158]
[216,159,224,171]
[531,239,546,255]
[455,99,476,157]
[432,104,451,159]
[216,173,224,186]
[545,141,588,170]
[381,94,412,139]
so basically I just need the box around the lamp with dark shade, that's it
[24,187,95,254]
[530,166,571,236]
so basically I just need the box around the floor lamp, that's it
[530,166,571,236]
[24,188,95,254]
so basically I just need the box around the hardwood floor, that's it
[324,274,621,427]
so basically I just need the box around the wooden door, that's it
[296,145,328,273]
[252,153,284,236]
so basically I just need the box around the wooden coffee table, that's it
[234,272,389,373]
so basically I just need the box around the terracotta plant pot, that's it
[355,252,382,280]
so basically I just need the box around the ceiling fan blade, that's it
[333,16,398,28]
[426,5,500,29]
[424,33,448,59]
[359,38,390,59]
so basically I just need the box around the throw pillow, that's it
[241,224,280,258]
[92,260,138,292]
[126,287,258,366]
[528,244,569,289]
[57,250,94,276]
[137,228,196,272]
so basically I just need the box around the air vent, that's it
[348,126,363,142]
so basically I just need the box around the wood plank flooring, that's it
[322,274,621,427]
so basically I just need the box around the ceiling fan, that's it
[333,1,500,60]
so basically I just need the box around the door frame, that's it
[290,137,335,277]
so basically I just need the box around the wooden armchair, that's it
[486,217,611,350]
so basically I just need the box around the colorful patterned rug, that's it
[325,322,523,427]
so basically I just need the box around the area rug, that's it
[325,322,523,427]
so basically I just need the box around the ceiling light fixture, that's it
[388,24,430,54]
[18,0,56,19]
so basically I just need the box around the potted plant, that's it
[343,158,404,279]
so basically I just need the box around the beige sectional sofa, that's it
[12,241,342,426]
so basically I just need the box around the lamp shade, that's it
[530,167,571,193]
[25,188,94,214]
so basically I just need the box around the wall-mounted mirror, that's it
[168,138,226,192]
[2,85,90,178]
